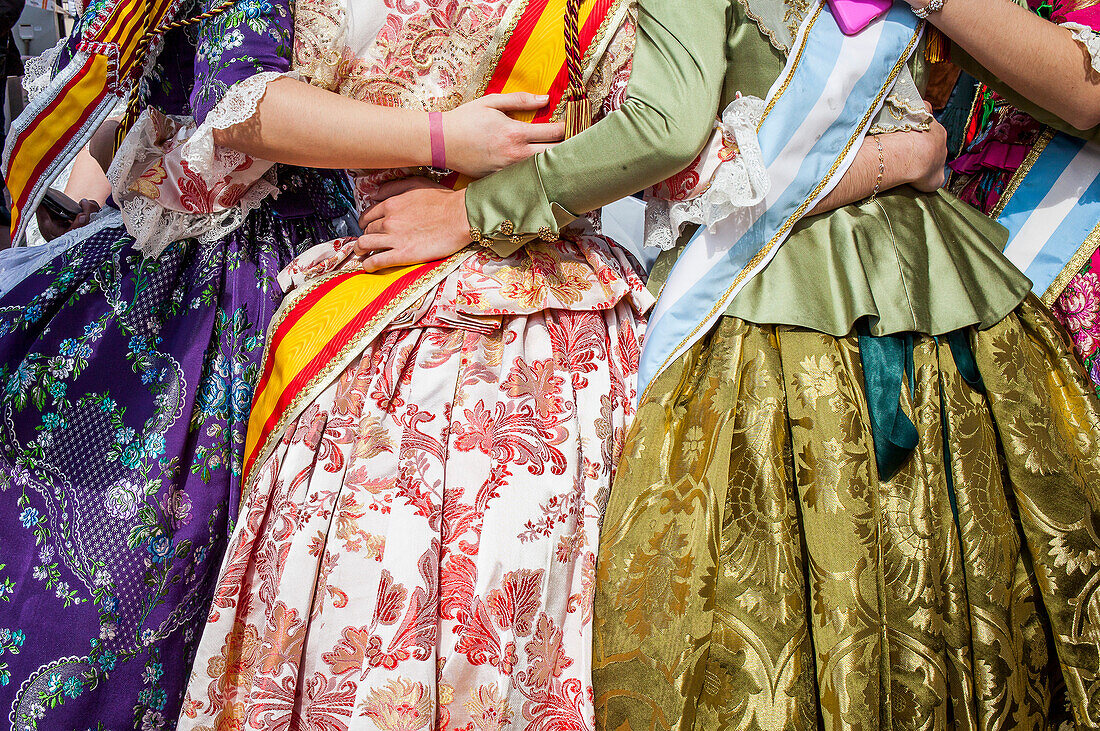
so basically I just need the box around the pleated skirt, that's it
[594,297,1100,731]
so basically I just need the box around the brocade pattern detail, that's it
[594,301,1100,730]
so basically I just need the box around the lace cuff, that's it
[644,95,769,251]
[22,37,67,105]
[108,71,296,257]
[869,92,933,135]
[1064,22,1100,74]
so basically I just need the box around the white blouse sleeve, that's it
[108,71,297,258]
[1063,21,1100,74]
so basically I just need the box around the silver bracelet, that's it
[913,0,945,19]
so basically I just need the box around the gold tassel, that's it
[561,0,588,138]
[113,0,239,154]
[563,94,590,138]
[924,27,949,64]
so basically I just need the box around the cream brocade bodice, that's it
[291,0,638,213]
[274,0,654,324]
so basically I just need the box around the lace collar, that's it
[734,0,932,134]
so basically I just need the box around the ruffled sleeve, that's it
[644,93,769,251]
[109,0,298,256]
[1063,21,1100,74]
[21,37,66,105]
[190,0,295,122]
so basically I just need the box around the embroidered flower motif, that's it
[62,675,83,698]
[495,248,595,309]
[486,569,543,635]
[1055,271,1100,358]
[146,533,173,563]
[206,620,262,697]
[140,709,166,731]
[796,355,841,405]
[131,161,168,200]
[613,522,695,639]
[162,488,193,527]
[464,684,514,730]
[680,425,706,467]
[18,507,39,528]
[358,677,433,730]
[105,478,143,520]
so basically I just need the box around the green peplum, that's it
[466,0,1032,337]
[662,187,1032,335]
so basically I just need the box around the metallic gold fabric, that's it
[594,298,1100,730]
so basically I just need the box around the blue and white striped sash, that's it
[997,130,1100,304]
[637,0,923,398]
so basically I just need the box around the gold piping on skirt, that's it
[594,297,1100,730]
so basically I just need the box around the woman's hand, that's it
[893,105,949,192]
[809,102,947,215]
[36,198,100,242]
[443,93,565,178]
[354,178,472,272]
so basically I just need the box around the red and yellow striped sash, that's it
[241,0,625,489]
[242,257,462,484]
[4,0,184,242]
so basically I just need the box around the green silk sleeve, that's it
[467,0,730,256]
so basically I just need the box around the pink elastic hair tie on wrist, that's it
[429,111,446,169]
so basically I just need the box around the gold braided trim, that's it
[470,0,531,100]
[115,0,238,148]
[550,0,629,121]
[241,250,470,503]
[980,125,1100,307]
[1041,221,1100,306]
[868,119,931,135]
[759,3,822,124]
[468,0,628,118]
[981,126,1100,306]
[991,127,1054,219]
[735,0,793,54]
[640,12,923,404]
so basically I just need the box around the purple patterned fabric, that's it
[189,0,295,123]
[0,0,351,727]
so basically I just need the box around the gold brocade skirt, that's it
[593,297,1100,731]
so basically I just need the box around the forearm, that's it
[809,132,923,215]
[935,0,1100,130]
[64,145,112,206]
[212,77,432,169]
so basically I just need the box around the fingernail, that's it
[537,94,549,101]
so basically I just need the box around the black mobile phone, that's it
[40,188,81,224]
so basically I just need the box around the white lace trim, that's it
[1064,22,1100,74]
[644,95,770,251]
[183,70,297,174]
[22,37,68,104]
[108,71,294,257]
